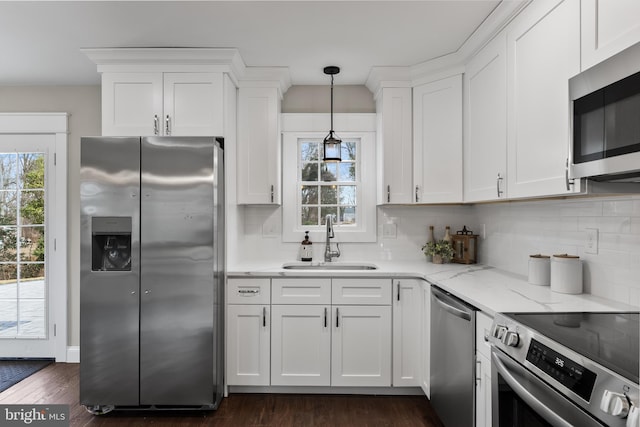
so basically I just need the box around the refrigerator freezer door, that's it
[139,137,217,406]
[80,137,141,406]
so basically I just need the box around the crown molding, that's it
[367,0,530,91]
[237,66,292,98]
[81,47,246,84]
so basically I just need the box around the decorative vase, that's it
[432,255,443,264]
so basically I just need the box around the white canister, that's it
[528,255,550,286]
[550,254,583,294]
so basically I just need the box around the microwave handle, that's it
[492,350,574,427]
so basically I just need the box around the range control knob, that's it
[626,405,639,427]
[492,325,507,340]
[501,331,520,347]
[600,390,630,418]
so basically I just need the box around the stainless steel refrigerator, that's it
[79,136,224,413]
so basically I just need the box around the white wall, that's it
[236,194,640,308]
[476,195,640,307]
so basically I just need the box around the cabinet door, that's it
[102,72,163,136]
[226,304,270,386]
[237,86,281,204]
[464,33,508,202]
[392,279,421,386]
[476,312,493,427]
[581,0,640,70]
[271,305,331,386]
[420,282,430,397]
[163,73,223,136]
[413,75,463,203]
[475,353,492,427]
[506,0,580,198]
[377,87,413,204]
[331,305,391,387]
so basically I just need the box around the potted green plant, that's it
[422,240,454,264]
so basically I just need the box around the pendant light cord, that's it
[330,74,335,133]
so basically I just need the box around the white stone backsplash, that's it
[233,195,640,308]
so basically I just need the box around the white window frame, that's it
[0,113,68,361]
[282,113,376,243]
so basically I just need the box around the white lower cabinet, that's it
[332,305,392,387]
[226,304,270,386]
[420,282,431,397]
[271,304,331,386]
[475,311,493,427]
[227,277,400,389]
[392,279,421,386]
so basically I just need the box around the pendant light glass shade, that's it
[323,66,342,162]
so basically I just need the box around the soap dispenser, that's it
[300,231,313,261]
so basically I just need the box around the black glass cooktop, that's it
[508,312,639,384]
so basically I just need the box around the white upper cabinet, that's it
[376,87,413,204]
[464,33,508,202]
[581,0,640,70]
[102,72,223,137]
[163,73,224,136]
[413,75,463,204]
[506,0,580,199]
[237,86,281,205]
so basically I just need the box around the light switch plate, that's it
[585,228,598,254]
[382,223,397,239]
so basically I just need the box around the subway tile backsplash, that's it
[234,195,640,308]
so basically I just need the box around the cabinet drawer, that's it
[332,278,392,305]
[272,278,331,304]
[227,278,270,304]
[476,311,493,359]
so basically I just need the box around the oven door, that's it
[491,348,605,427]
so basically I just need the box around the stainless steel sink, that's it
[282,262,378,270]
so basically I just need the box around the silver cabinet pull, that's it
[262,307,267,328]
[397,282,400,301]
[565,158,574,191]
[336,307,340,328]
[324,307,328,328]
[415,185,419,203]
[153,115,159,135]
[475,358,482,384]
[497,173,504,198]
[270,185,274,203]
[165,114,171,135]
[387,185,391,203]
[238,289,259,295]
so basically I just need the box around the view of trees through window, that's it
[299,140,357,226]
[0,152,46,337]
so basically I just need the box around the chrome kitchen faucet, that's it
[324,214,341,262]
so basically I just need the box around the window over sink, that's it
[281,114,376,243]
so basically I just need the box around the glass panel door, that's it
[0,134,54,357]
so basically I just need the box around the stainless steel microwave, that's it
[570,41,640,182]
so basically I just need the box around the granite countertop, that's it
[228,260,638,317]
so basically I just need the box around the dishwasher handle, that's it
[431,287,473,321]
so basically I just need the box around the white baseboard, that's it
[66,346,80,363]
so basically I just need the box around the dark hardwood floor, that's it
[0,363,444,427]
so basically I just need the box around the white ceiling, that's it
[0,0,506,86]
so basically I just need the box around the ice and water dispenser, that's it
[91,217,132,271]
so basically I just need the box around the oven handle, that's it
[492,350,574,427]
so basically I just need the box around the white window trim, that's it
[0,113,68,362]
[282,113,377,243]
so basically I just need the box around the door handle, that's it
[262,307,267,328]
[336,307,339,328]
[165,114,171,135]
[431,291,472,321]
[153,115,159,135]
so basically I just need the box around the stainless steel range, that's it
[489,312,639,427]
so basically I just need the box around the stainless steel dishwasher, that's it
[430,285,477,427]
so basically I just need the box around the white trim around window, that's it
[282,114,377,243]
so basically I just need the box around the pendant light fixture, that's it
[323,65,342,162]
